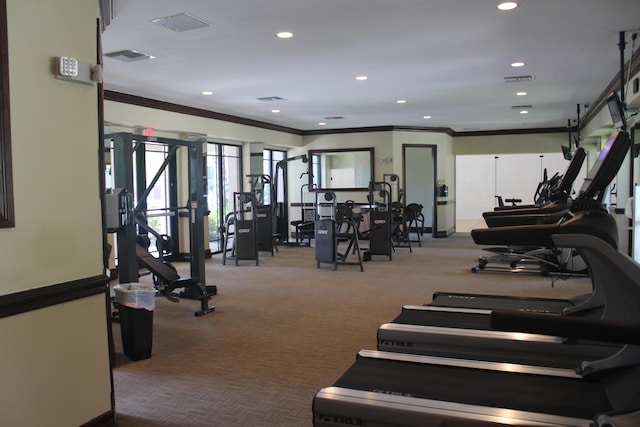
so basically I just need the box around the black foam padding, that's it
[333,356,611,419]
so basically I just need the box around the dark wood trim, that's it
[0,0,15,228]
[454,127,569,137]
[80,410,116,427]
[97,18,117,422]
[104,90,303,136]
[104,91,587,139]
[0,275,109,319]
[435,227,455,238]
[303,125,455,136]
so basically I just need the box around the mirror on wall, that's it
[308,148,374,190]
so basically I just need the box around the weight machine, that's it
[365,181,393,260]
[315,191,364,271]
[272,154,309,244]
[246,174,276,255]
[222,192,259,266]
[106,132,215,317]
[383,173,411,251]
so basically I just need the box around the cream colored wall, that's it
[0,295,112,427]
[1,0,103,292]
[0,1,112,425]
[452,132,568,156]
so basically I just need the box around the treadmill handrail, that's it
[490,309,640,345]
[357,349,579,378]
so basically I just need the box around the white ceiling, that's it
[101,0,640,133]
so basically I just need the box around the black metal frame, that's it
[107,132,213,316]
[0,0,14,228]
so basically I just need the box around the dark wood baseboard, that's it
[0,274,109,319]
[81,410,116,427]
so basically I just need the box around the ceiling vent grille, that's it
[151,12,210,32]
[324,116,344,120]
[511,104,533,109]
[504,75,535,83]
[257,96,286,101]
[105,50,154,62]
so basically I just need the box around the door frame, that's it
[402,144,437,238]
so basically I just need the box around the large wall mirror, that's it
[308,148,374,190]
[0,0,14,228]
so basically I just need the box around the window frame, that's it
[0,0,14,228]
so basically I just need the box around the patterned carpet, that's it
[112,233,591,426]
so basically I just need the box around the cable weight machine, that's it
[106,132,215,317]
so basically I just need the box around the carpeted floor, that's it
[112,233,591,426]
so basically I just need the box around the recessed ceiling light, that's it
[201,91,213,96]
[271,109,280,113]
[318,122,327,126]
[396,99,407,104]
[497,2,518,11]
[520,110,529,114]
[355,75,368,81]
[516,91,527,96]
[511,61,525,67]
[276,31,293,39]
[423,115,432,119]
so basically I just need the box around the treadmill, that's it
[313,343,640,427]
[432,128,629,313]
[374,131,633,370]
[315,234,640,425]
[378,233,640,372]
[482,146,586,228]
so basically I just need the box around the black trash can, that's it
[114,283,155,361]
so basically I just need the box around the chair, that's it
[404,203,425,246]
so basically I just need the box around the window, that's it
[0,0,14,228]
[206,142,242,252]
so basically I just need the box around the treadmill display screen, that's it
[607,91,626,130]
[577,130,630,198]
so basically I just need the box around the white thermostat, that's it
[59,57,79,77]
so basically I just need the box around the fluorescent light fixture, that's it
[105,50,154,62]
[511,61,525,67]
[504,75,535,83]
[201,91,213,96]
[355,75,368,81]
[497,2,518,11]
[151,12,210,32]
[276,31,293,39]
[516,91,527,96]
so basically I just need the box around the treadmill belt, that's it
[430,292,574,313]
[393,309,493,330]
[333,357,611,420]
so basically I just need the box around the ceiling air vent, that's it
[504,75,535,83]
[511,104,533,109]
[105,50,154,62]
[257,96,286,101]
[324,116,344,120]
[151,12,210,32]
